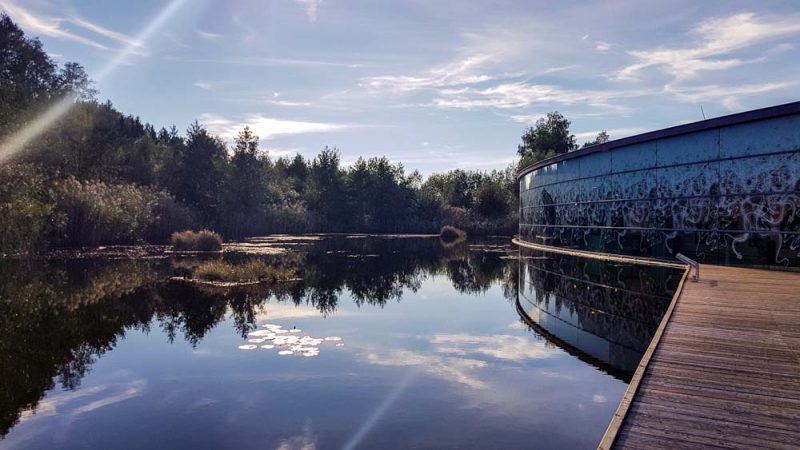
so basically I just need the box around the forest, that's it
[0,13,594,254]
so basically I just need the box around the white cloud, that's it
[293,0,322,22]
[197,30,222,40]
[617,12,800,81]
[595,41,611,52]
[433,82,644,112]
[199,112,350,140]
[164,55,360,69]
[574,127,646,141]
[67,16,145,54]
[0,0,147,55]
[0,0,107,49]
[663,81,796,110]
[193,81,213,89]
[360,54,496,93]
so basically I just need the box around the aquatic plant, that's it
[191,259,294,283]
[170,230,223,252]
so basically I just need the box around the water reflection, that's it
[0,237,679,448]
[516,247,681,378]
[0,236,517,437]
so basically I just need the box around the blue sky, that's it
[2,0,800,175]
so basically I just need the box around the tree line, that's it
[0,13,597,253]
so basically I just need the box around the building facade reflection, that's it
[516,247,681,377]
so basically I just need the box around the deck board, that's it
[607,265,800,449]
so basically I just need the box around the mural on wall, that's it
[519,119,800,267]
[516,248,680,376]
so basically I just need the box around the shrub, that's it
[50,177,194,247]
[440,225,467,242]
[170,230,223,252]
[0,164,54,253]
[192,259,293,282]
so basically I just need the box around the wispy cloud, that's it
[293,0,322,22]
[67,16,145,54]
[199,112,351,141]
[432,82,643,113]
[663,81,797,110]
[164,55,360,69]
[595,41,611,52]
[574,127,646,141]
[0,0,107,49]
[197,30,222,40]
[360,54,497,93]
[617,12,800,81]
[0,0,145,55]
[193,81,213,90]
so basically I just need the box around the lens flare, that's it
[0,0,190,162]
[342,369,419,450]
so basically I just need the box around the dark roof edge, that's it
[516,100,800,180]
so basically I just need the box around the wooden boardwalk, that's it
[601,264,800,449]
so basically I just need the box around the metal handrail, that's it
[675,253,699,282]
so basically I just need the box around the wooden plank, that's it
[604,264,800,449]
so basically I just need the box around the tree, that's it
[306,147,349,231]
[166,121,227,222]
[517,112,577,167]
[220,126,269,236]
[0,14,94,136]
[474,181,510,218]
[582,130,610,148]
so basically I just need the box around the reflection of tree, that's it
[0,236,519,436]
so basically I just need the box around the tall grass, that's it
[51,177,194,246]
[192,259,294,283]
[170,230,223,252]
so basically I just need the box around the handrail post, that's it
[675,253,699,282]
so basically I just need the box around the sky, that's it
[2,0,800,175]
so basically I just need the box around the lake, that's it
[0,236,681,449]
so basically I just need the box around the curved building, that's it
[518,101,800,267]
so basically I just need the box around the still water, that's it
[0,236,681,449]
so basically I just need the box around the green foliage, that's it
[0,14,95,137]
[170,230,223,252]
[50,178,193,246]
[582,130,610,148]
[218,127,270,237]
[517,111,577,166]
[474,181,511,218]
[163,121,227,222]
[192,259,294,283]
[0,164,54,253]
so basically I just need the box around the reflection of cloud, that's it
[366,332,557,390]
[431,334,555,361]
[368,350,487,389]
[71,380,146,415]
[18,379,146,423]
[276,419,317,450]
[255,303,329,321]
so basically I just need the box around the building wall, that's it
[519,112,800,267]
